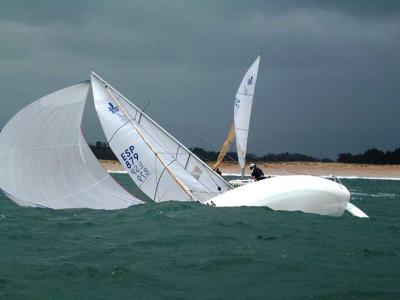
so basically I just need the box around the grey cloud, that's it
[0,1,399,158]
[0,0,93,25]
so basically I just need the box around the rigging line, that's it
[139,100,239,166]
[121,97,191,161]
[184,153,191,169]
[141,101,151,113]
[203,165,225,191]
[105,86,194,200]
[175,145,180,159]
[190,134,204,150]
[137,100,215,147]
[184,124,238,164]
[137,110,143,124]
[201,133,238,164]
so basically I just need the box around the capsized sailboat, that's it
[0,68,368,217]
[212,55,368,218]
[0,82,143,209]
[91,70,366,217]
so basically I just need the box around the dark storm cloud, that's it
[0,0,399,158]
[0,0,92,25]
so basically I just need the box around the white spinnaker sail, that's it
[234,56,260,171]
[91,72,232,203]
[0,82,143,209]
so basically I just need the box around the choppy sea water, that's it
[0,176,399,299]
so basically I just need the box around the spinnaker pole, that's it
[213,123,236,170]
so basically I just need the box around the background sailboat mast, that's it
[104,88,195,200]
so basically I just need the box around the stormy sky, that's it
[1,0,399,158]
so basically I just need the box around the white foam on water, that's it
[107,170,128,174]
[352,192,398,198]
[329,175,400,181]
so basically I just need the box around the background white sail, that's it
[234,56,260,172]
[0,82,143,209]
[91,72,232,203]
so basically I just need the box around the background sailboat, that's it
[234,56,260,177]
[212,57,368,217]
[214,56,260,179]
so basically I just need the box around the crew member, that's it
[214,168,222,176]
[249,163,265,181]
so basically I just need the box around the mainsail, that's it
[91,71,232,203]
[234,56,260,175]
[0,82,143,209]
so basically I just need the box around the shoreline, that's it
[100,160,400,179]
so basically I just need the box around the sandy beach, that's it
[99,160,400,179]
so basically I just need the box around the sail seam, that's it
[108,121,130,143]
[51,175,109,203]
[0,143,82,154]
[153,157,178,201]
[237,92,254,96]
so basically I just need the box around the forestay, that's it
[0,82,143,209]
[234,56,260,171]
[91,71,232,203]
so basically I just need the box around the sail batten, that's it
[91,71,232,203]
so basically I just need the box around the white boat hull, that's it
[206,175,351,217]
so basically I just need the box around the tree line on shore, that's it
[90,142,400,165]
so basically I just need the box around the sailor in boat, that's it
[249,163,266,181]
[214,168,222,176]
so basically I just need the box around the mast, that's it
[104,87,195,200]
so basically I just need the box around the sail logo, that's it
[108,102,119,114]
[235,97,240,109]
[247,76,253,85]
